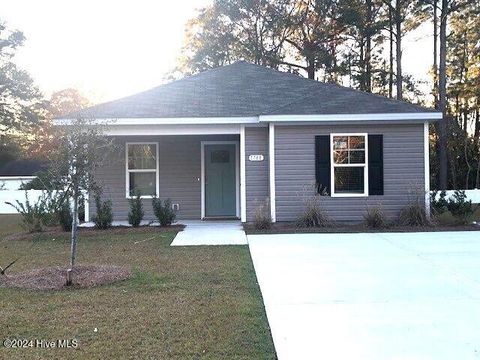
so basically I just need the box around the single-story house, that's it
[55,61,441,223]
[0,160,44,190]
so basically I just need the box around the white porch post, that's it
[84,191,90,222]
[240,125,247,222]
[424,122,431,217]
[269,122,276,222]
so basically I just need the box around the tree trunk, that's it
[475,108,480,188]
[395,0,403,100]
[438,0,448,190]
[67,186,79,286]
[365,0,372,92]
[359,40,365,90]
[476,153,480,189]
[433,0,439,109]
[307,57,315,79]
[464,135,472,189]
[388,6,394,98]
[474,108,480,141]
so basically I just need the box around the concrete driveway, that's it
[248,232,480,360]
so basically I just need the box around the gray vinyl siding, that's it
[90,135,238,221]
[245,127,269,222]
[274,124,425,222]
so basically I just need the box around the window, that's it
[211,150,230,163]
[126,143,158,198]
[331,134,368,196]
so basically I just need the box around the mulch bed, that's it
[244,222,480,235]
[5,224,184,241]
[0,265,132,291]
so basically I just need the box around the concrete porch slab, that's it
[78,220,161,228]
[171,220,247,246]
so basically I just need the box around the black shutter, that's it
[315,135,330,195]
[368,134,384,195]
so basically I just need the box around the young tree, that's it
[27,88,90,159]
[48,119,114,285]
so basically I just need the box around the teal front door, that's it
[204,144,237,217]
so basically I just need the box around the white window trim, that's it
[330,133,369,197]
[125,142,159,199]
[200,141,240,219]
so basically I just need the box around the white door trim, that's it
[240,126,247,222]
[201,141,240,219]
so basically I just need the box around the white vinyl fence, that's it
[433,189,480,203]
[0,190,89,221]
[0,190,47,214]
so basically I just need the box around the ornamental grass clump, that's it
[398,184,431,227]
[252,198,272,230]
[363,205,387,229]
[296,183,331,228]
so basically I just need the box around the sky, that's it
[2,0,434,104]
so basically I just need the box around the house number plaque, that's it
[248,154,264,162]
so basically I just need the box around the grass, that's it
[0,215,275,359]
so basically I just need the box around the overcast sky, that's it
[2,0,433,104]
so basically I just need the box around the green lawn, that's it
[0,215,275,359]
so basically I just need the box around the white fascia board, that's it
[54,117,259,126]
[259,113,443,122]
[102,124,243,136]
[0,176,36,180]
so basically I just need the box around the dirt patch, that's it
[5,224,184,241]
[0,265,132,291]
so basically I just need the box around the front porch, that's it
[88,131,249,223]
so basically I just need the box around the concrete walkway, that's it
[171,220,247,246]
[248,232,480,360]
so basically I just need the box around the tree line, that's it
[1,2,479,190]
[0,21,89,169]
[176,0,479,190]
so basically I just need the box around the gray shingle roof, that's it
[0,160,46,176]
[63,61,435,119]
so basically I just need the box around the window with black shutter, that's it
[315,133,384,197]
[315,135,330,194]
[368,134,384,195]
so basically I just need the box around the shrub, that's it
[152,197,176,226]
[430,190,448,215]
[363,205,387,229]
[6,191,48,232]
[296,184,330,228]
[58,201,73,232]
[128,192,144,227]
[446,190,475,224]
[92,191,113,229]
[252,198,272,230]
[5,190,64,232]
